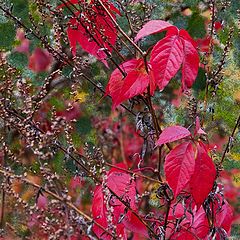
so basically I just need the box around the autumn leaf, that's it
[28,48,52,73]
[215,199,233,235]
[15,28,30,54]
[135,21,200,91]
[66,10,117,67]
[156,125,191,146]
[210,194,234,237]
[164,142,195,197]
[180,30,199,90]
[190,142,216,207]
[134,20,174,42]
[150,30,184,90]
[92,165,147,239]
[106,59,151,109]
[62,0,119,66]
[73,91,88,103]
[58,0,120,15]
[194,116,206,135]
[191,207,210,238]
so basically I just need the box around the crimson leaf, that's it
[180,30,200,90]
[214,197,233,234]
[58,0,121,15]
[190,142,216,207]
[28,48,52,73]
[65,2,118,67]
[134,20,175,42]
[92,165,147,238]
[92,185,124,239]
[164,142,195,197]
[106,59,150,109]
[148,27,199,91]
[194,116,206,136]
[192,207,210,238]
[150,31,184,90]
[156,125,191,146]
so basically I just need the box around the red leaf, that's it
[92,186,123,240]
[208,195,233,238]
[215,199,233,234]
[106,59,137,100]
[37,194,47,210]
[196,36,212,53]
[92,166,147,238]
[156,125,191,146]
[167,205,209,240]
[190,142,216,207]
[113,70,149,108]
[28,48,52,73]
[66,8,117,67]
[134,20,175,42]
[150,33,184,90]
[214,21,223,32]
[179,29,198,48]
[171,231,195,240]
[192,207,209,238]
[106,59,150,109]
[57,0,79,8]
[180,30,199,89]
[15,28,30,54]
[123,214,148,238]
[164,142,195,197]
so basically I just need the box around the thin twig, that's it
[220,114,240,165]
[105,162,162,183]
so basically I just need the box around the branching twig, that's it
[0,168,116,239]
[0,4,136,117]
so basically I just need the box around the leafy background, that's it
[0,0,239,238]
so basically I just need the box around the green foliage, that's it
[12,0,29,24]
[0,22,15,50]
[7,52,28,69]
[187,12,206,38]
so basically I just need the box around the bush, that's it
[0,0,239,239]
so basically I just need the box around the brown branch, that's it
[0,124,7,229]
[0,189,5,229]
